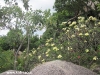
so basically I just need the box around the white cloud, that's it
[0,0,5,6]
[29,0,55,11]
[0,30,9,35]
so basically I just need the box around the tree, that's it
[29,35,41,50]
[21,8,44,71]
[6,29,23,50]
[0,0,45,71]
[0,36,10,50]
[54,0,100,22]
[4,0,30,10]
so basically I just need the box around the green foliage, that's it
[6,29,23,50]
[16,54,25,71]
[54,0,100,22]
[0,5,24,30]
[21,0,30,10]
[0,50,14,73]
[97,3,100,11]
[29,35,41,50]
[23,16,100,71]
[0,50,27,72]
[54,0,98,13]
[4,0,30,10]
[0,36,10,50]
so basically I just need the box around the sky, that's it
[0,0,55,36]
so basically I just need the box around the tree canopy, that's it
[54,0,100,22]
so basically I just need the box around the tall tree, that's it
[0,1,44,70]
[22,8,44,71]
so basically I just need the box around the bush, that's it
[27,16,100,70]
[0,50,14,73]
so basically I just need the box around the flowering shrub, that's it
[14,16,100,71]
[58,16,100,66]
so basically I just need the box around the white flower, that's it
[51,43,55,46]
[74,25,78,28]
[85,49,89,53]
[57,55,62,58]
[68,21,71,24]
[38,55,41,59]
[93,56,98,60]
[29,53,32,57]
[80,24,86,28]
[78,16,85,23]
[71,35,75,38]
[88,16,97,21]
[45,43,49,46]
[89,16,93,20]
[70,48,73,50]
[62,22,67,25]
[46,54,49,57]
[46,49,50,54]
[32,50,36,54]
[68,47,70,50]
[98,22,100,25]
[84,33,89,36]
[37,47,40,49]
[72,21,76,25]
[75,28,79,31]
[78,16,85,20]
[66,30,69,32]
[46,38,53,42]
[84,40,87,42]
[24,57,26,59]
[69,21,76,26]
[61,47,63,49]
[23,51,26,52]
[50,38,53,41]
[41,59,45,62]
[53,47,59,51]
[62,28,66,31]
[79,33,83,36]
[92,17,97,21]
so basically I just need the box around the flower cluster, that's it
[69,21,76,26]
[93,56,98,60]
[53,46,59,51]
[85,49,89,53]
[88,16,97,21]
[78,16,85,23]
[57,55,62,59]
[46,38,53,43]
